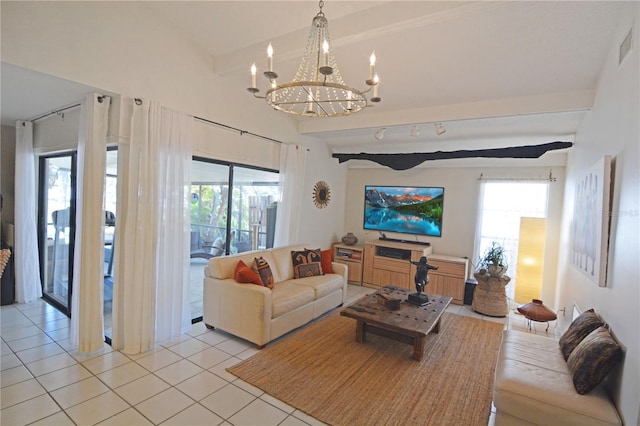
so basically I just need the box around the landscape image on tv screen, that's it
[363,186,444,237]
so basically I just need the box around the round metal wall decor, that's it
[312,181,331,208]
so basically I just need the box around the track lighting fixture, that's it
[410,125,420,137]
[435,123,446,136]
[374,128,386,140]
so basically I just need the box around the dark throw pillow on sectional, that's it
[559,308,605,360]
[252,257,274,289]
[291,249,323,279]
[567,326,623,395]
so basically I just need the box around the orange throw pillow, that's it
[234,260,263,286]
[320,249,334,274]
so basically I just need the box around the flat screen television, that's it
[363,185,444,237]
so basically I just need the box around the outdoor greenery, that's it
[191,184,228,243]
[190,183,278,252]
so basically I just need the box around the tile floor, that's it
[1,285,560,425]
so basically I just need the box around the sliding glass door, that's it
[103,148,118,339]
[189,160,230,320]
[38,153,76,316]
[231,166,279,253]
[189,158,279,320]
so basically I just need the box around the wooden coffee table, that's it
[340,286,452,361]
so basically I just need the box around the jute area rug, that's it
[227,311,504,426]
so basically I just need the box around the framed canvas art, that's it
[570,156,612,287]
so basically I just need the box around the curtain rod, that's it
[134,99,306,150]
[194,116,285,146]
[29,102,82,123]
[479,170,557,182]
[28,95,108,123]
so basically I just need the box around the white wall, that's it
[32,107,81,152]
[344,164,565,306]
[297,140,348,248]
[1,1,346,249]
[555,3,639,423]
[1,125,16,241]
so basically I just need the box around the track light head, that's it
[435,123,446,136]
[410,125,420,137]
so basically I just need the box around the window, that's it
[189,158,279,320]
[38,153,76,316]
[474,181,549,300]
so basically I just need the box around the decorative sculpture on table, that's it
[407,256,438,306]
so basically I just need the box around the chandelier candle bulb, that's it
[306,93,314,113]
[251,63,257,89]
[369,51,376,80]
[267,43,274,72]
[322,39,329,67]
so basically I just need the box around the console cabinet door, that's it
[428,256,468,305]
[363,243,375,285]
[363,241,432,289]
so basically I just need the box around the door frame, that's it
[37,152,77,317]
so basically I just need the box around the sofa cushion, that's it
[494,330,622,425]
[558,308,605,360]
[271,281,315,318]
[567,326,623,395]
[292,249,323,279]
[292,273,344,300]
[269,245,308,282]
[234,260,263,286]
[498,329,567,374]
[252,257,274,289]
[320,249,334,274]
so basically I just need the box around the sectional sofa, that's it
[494,309,622,424]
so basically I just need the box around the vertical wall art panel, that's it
[570,156,612,287]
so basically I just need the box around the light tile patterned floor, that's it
[1,284,561,425]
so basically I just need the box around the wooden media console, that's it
[362,240,468,305]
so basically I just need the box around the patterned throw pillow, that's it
[252,257,274,289]
[320,249,334,274]
[559,309,605,360]
[234,260,263,286]
[567,326,622,395]
[292,249,323,279]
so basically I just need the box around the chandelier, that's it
[247,0,381,117]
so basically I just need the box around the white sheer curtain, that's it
[150,103,192,343]
[474,180,549,299]
[14,121,43,303]
[274,144,307,247]
[70,93,111,353]
[112,99,192,354]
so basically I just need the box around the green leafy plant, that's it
[478,241,508,275]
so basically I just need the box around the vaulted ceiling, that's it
[2,1,627,157]
[143,0,624,154]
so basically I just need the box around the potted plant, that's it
[478,241,508,277]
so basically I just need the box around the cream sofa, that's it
[203,244,348,348]
[493,330,621,425]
